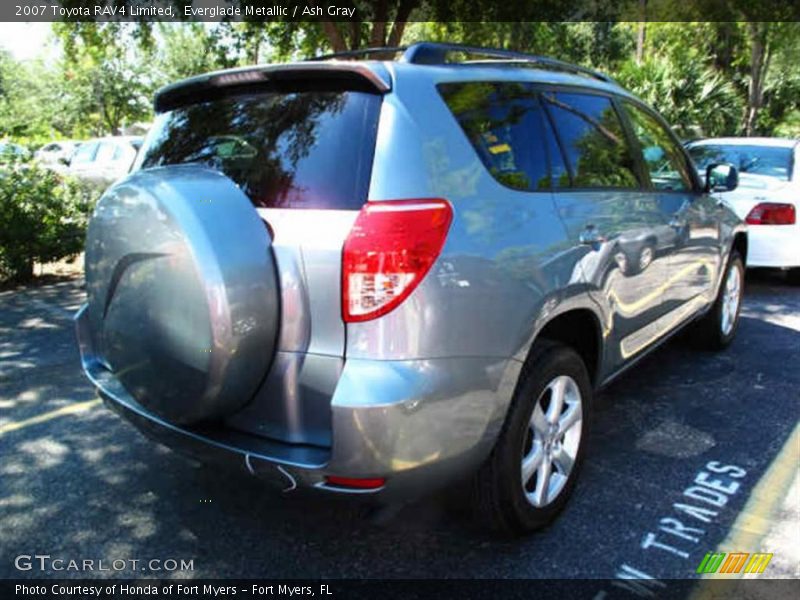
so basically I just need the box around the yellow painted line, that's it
[609,258,713,316]
[690,422,800,597]
[0,399,101,437]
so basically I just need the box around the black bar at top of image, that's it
[2,0,800,23]
[3,579,800,600]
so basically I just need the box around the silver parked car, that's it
[67,136,142,187]
[76,43,747,534]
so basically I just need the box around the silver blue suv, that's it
[76,43,747,534]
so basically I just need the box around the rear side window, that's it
[71,142,98,165]
[438,82,552,191]
[542,92,640,189]
[139,91,381,210]
[95,142,117,163]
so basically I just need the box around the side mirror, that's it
[58,157,71,166]
[705,163,738,192]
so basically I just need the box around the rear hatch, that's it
[82,67,384,444]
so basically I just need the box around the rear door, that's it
[619,100,717,316]
[542,90,673,368]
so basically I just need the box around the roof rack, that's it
[310,47,407,61]
[311,42,616,84]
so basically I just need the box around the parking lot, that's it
[0,271,798,588]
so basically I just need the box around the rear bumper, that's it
[76,305,518,501]
[745,225,800,268]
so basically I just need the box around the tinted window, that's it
[71,142,98,165]
[438,82,552,191]
[139,91,381,209]
[543,92,640,189]
[95,142,117,163]
[687,144,794,181]
[623,102,693,191]
[542,113,570,188]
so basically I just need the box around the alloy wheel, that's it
[520,375,583,507]
[720,263,742,336]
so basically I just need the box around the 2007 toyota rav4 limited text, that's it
[76,42,747,534]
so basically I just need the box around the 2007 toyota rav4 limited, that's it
[76,43,747,534]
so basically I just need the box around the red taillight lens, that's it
[324,476,386,490]
[745,203,796,225]
[342,198,453,323]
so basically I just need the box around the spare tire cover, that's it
[84,165,279,425]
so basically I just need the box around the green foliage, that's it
[55,24,157,136]
[155,23,237,81]
[614,55,743,139]
[0,50,71,142]
[3,21,800,150]
[0,157,96,282]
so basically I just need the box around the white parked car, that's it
[67,136,142,187]
[34,140,81,168]
[686,137,799,283]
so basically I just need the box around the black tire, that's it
[622,240,655,276]
[472,341,592,535]
[690,251,745,351]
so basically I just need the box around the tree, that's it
[54,23,156,135]
[316,0,419,51]
[0,159,94,282]
[155,23,233,82]
[742,22,770,136]
[0,50,79,142]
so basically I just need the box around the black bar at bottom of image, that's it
[2,579,800,600]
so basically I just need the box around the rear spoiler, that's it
[155,62,391,113]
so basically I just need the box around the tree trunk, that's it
[249,37,261,64]
[386,0,418,47]
[743,22,769,136]
[635,0,646,64]
[321,22,347,53]
[320,1,419,53]
[12,257,34,283]
[370,1,388,47]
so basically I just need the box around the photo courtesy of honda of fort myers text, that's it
[1,1,800,600]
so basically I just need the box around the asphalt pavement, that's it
[1,271,798,589]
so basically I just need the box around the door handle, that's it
[579,226,605,246]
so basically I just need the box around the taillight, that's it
[745,203,796,225]
[342,198,453,323]
[324,476,386,490]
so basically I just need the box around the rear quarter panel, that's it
[347,65,603,365]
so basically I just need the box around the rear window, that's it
[138,91,381,210]
[687,144,794,181]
